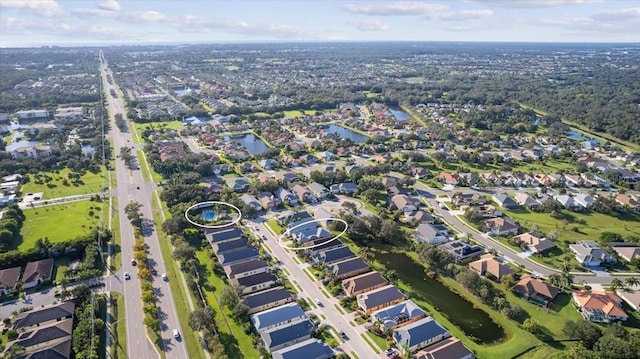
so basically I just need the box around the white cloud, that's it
[98,0,121,12]
[119,10,167,23]
[343,1,492,21]
[591,7,640,22]
[534,7,640,34]
[349,19,390,31]
[469,0,603,8]
[0,0,64,17]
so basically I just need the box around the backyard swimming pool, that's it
[201,209,216,221]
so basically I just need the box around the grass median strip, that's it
[110,292,127,359]
[360,333,382,353]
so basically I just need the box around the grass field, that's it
[20,167,107,199]
[131,120,183,144]
[110,292,128,359]
[18,200,103,250]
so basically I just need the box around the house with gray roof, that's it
[492,193,519,210]
[224,259,270,279]
[393,316,450,354]
[244,287,295,314]
[260,319,314,351]
[6,318,72,355]
[569,241,614,267]
[22,258,54,289]
[271,338,333,359]
[274,187,298,206]
[371,299,426,329]
[314,245,355,265]
[307,182,330,199]
[328,257,370,281]
[0,266,21,296]
[233,272,278,295]
[514,193,541,210]
[357,285,406,314]
[341,271,388,297]
[414,223,449,245]
[205,227,244,244]
[213,237,248,254]
[241,193,262,211]
[250,302,307,333]
[13,302,75,329]
[217,247,259,266]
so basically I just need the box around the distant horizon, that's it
[2,1,639,47]
[3,39,640,50]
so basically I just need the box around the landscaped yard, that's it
[18,200,104,250]
[20,167,107,199]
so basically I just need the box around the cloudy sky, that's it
[1,0,639,47]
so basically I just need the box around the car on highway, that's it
[162,273,168,281]
[173,329,180,339]
[340,331,348,340]
[124,272,130,280]
[131,259,137,266]
[314,298,322,306]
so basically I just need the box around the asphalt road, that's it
[100,53,188,359]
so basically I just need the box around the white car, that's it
[124,272,130,280]
[173,329,180,339]
[162,273,168,281]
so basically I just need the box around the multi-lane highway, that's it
[99,52,188,359]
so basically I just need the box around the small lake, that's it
[372,250,505,344]
[389,107,411,122]
[224,133,270,154]
[566,130,601,143]
[325,124,368,144]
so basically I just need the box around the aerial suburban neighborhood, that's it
[1,25,640,359]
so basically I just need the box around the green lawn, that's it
[20,167,107,199]
[265,219,283,234]
[110,292,128,359]
[502,208,640,243]
[19,200,103,250]
[136,149,163,182]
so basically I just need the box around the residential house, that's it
[467,205,502,218]
[304,237,344,257]
[307,182,330,199]
[387,185,412,197]
[404,211,435,225]
[224,259,270,280]
[357,285,406,314]
[271,338,333,359]
[380,176,399,189]
[469,254,515,280]
[574,193,595,208]
[492,193,520,210]
[217,247,259,266]
[241,193,263,211]
[315,246,355,265]
[563,174,584,187]
[233,272,278,295]
[205,227,244,244]
[328,258,370,281]
[13,302,75,329]
[450,193,485,206]
[316,151,336,161]
[243,287,295,314]
[259,159,279,170]
[4,319,73,359]
[554,195,579,210]
[393,316,450,354]
[483,217,519,236]
[412,167,431,179]
[257,191,279,210]
[341,271,388,297]
[572,290,628,323]
[226,177,250,192]
[370,299,426,329]
[514,193,540,210]
[512,233,556,253]
[330,182,357,195]
[260,319,314,351]
[436,173,459,186]
[250,302,307,333]
[438,240,485,263]
[0,266,21,296]
[616,289,640,312]
[569,241,614,267]
[291,184,315,203]
[414,223,449,245]
[22,258,54,289]
[391,194,418,212]
[512,275,559,306]
[611,245,640,262]
[414,337,474,359]
[274,187,298,206]
[213,238,248,254]
[273,172,299,184]
[616,194,640,212]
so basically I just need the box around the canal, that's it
[372,250,505,344]
[224,133,270,154]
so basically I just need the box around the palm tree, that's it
[610,278,624,290]
[548,274,562,288]
[625,276,640,289]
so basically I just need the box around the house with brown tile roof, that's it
[512,275,559,306]
[572,290,628,323]
[483,217,519,236]
[341,271,388,297]
[469,254,515,280]
[512,233,556,253]
[0,266,21,296]
[22,258,54,289]
[414,337,474,359]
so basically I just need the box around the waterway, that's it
[566,129,601,144]
[325,124,368,143]
[224,133,270,154]
[389,107,411,122]
[372,250,505,344]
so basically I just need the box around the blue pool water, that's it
[202,210,216,221]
